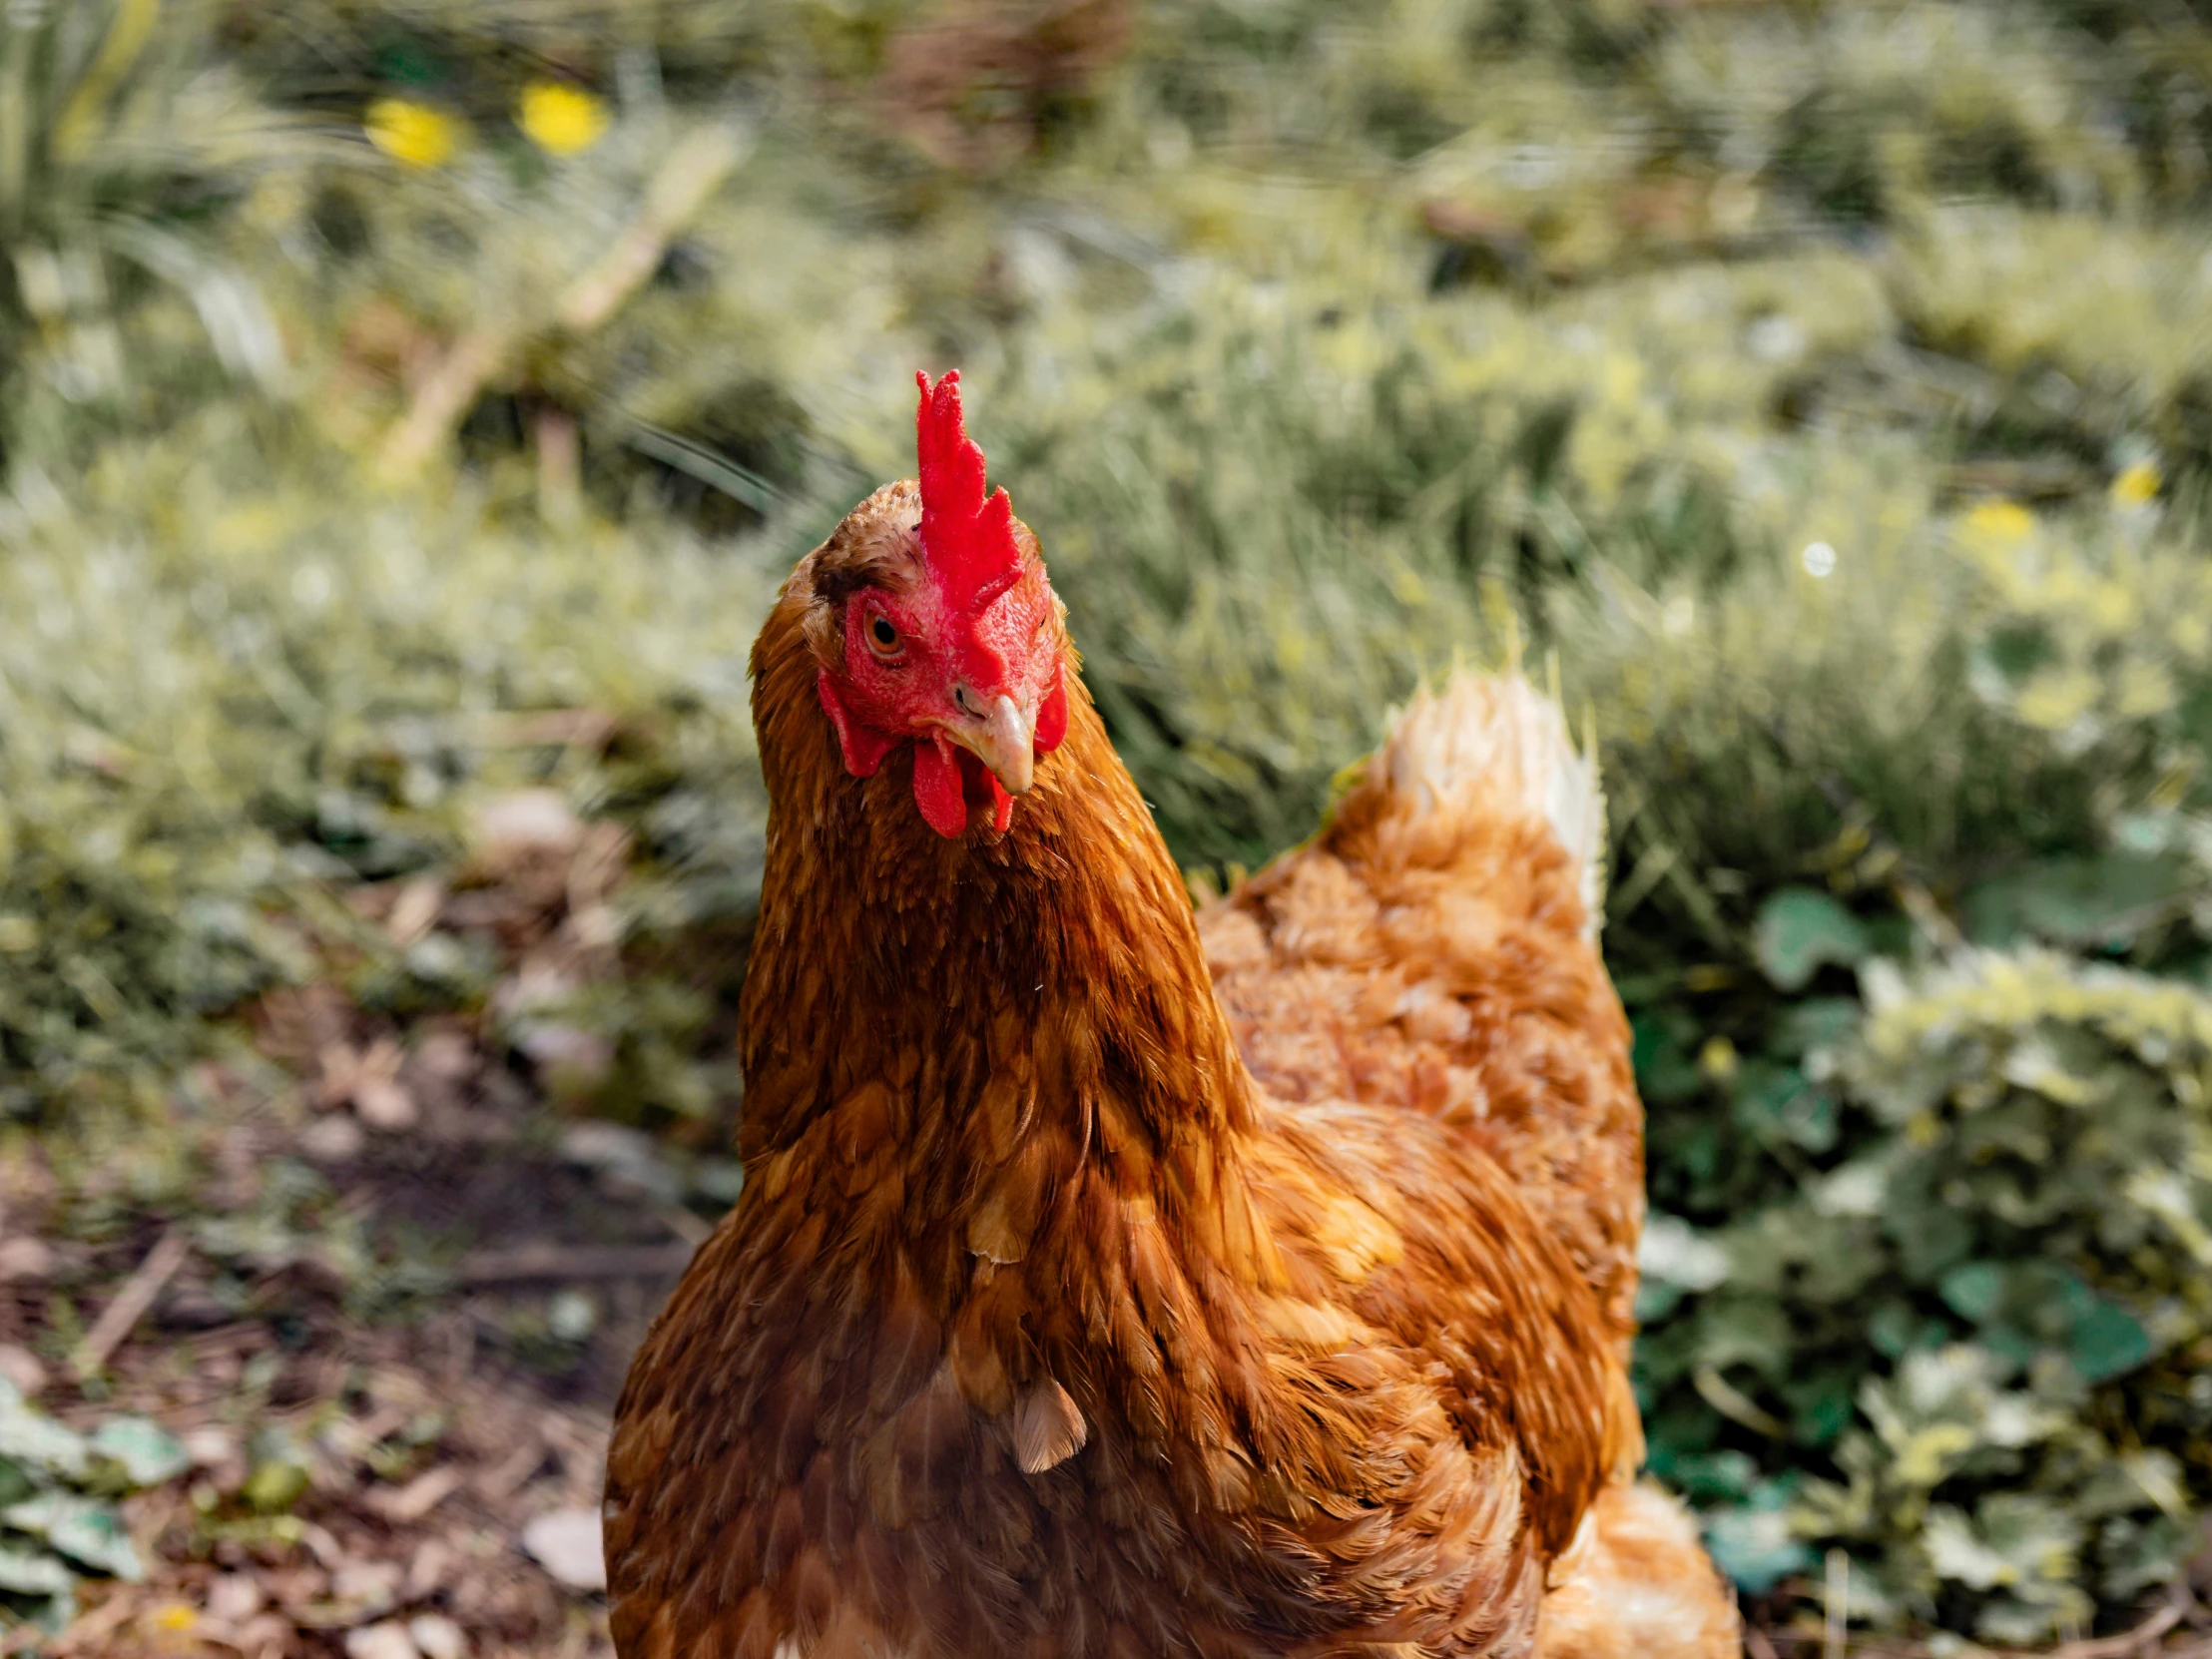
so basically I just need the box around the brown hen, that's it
[604,372,1740,1658]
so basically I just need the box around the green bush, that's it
[1652,951,2212,1639]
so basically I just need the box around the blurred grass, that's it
[2,0,2212,1641]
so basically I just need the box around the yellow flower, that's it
[2014,666,2099,732]
[365,98,460,169]
[1960,498,2033,547]
[519,82,609,156]
[153,1603,197,1632]
[2111,459,2161,508]
[1698,1035,1739,1082]
[2174,610,2210,660]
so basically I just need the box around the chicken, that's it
[603,370,1741,1658]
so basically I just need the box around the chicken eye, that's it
[866,615,901,658]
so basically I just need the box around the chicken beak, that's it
[950,692,1036,797]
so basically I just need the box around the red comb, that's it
[915,370,1022,613]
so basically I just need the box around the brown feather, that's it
[1012,1377,1089,1475]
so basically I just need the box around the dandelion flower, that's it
[519,82,609,156]
[2111,460,2161,509]
[1960,499,2033,547]
[365,98,461,168]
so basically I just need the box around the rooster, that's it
[604,371,1740,1658]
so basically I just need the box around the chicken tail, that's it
[1535,1480,1742,1659]
[1205,663,1642,1333]
[1368,670,1606,939]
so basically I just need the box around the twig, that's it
[476,1439,549,1502]
[2030,1589,2191,1659]
[1825,1549,1850,1659]
[553,124,747,334]
[366,1462,468,1525]
[456,1242,694,1285]
[1893,875,1965,954]
[1693,1364,1788,1438]
[375,324,512,479]
[71,1228,189,1381]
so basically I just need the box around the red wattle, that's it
[911,737,969,838]
[988,774,1012,832]
[1034,664,1068,755]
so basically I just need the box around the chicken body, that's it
[605,479,1738,1658]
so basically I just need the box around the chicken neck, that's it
[735,590,1271,1310]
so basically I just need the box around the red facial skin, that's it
[815,371,1070,837]
[817,566,1067,836]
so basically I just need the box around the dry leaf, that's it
[386,878,446,946]
[353,1078,419,1132]
[368,1464,466,1525]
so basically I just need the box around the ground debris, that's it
[519,1509,607,1594]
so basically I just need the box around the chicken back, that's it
[604,373,1739,1659]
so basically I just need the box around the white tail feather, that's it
[1376,673,1607,940]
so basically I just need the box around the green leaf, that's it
[1704,1500,1814,1594]
[1928,1493,2084,1592]
[0,1456,36,1510]
[1938,1262,2007,1324]
[1693,1296,1793,1378]
[0,1546,73,1597]
[1631,1013,1704,1104]
[1638,1213,1732,1293]
[1634,1279,1685,1323]
[1775,997,1863,1057]
[244,1423,311,1515]
[4,1490,143,1579]
[1662,1449,1760,1502]
[1780,1368,1862,1448]
[49,1503,142,1581]
[1961,853,2191,950]
[2067,1298,2151,1383]
[90,1417,189,1488]
[1733,1062,1838,1153]
[1885,1196,1976,1282]
[1754,887,1871,991]
[0,1402,89,1481]
[1869,1301,1921,1359]
[25,1583,77,1635]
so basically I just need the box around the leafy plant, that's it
[0,1381,186,1630]
[1645,952,2212,1640]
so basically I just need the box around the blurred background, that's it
[0,0,2210,1652]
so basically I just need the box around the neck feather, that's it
[738,590,1257,1226]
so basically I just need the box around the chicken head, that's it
[812,370,1070,836]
